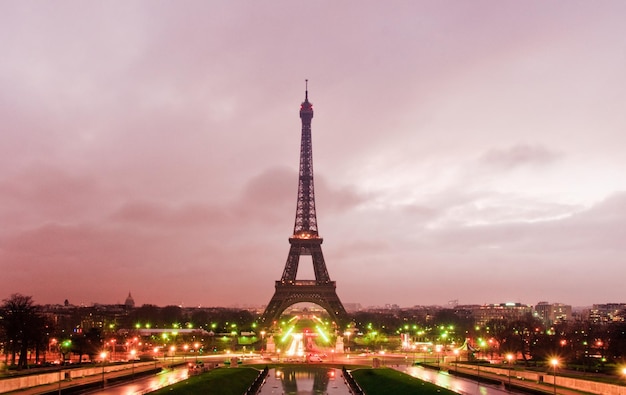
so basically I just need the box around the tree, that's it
[0,294,42,369]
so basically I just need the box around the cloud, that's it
[2,2,626,308]
[479,144,562,170]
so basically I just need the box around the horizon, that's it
[2,2,626,308]
[9,291,618,312]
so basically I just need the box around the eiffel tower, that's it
[260,82,348,328]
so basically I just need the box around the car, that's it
[308,355,323,362]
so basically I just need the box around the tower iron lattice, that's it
[260,82,348,328]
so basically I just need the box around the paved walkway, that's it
[4,364,162,395]
[407,363,599,395]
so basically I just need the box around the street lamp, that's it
[110,339,116,361]
[153,347,159,369]
[550,358,559,395]
[183,344,189,361]
[260,331,266,353]
[100,351,107,388]
[453,349,459,372]
[344,331,351,354]
[194,343,200,363]
[170,345,176,367]
[130,349,137,379]
[435,345,442,367]
[506,353,514,391]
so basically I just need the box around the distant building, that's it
[472,303,533,326]
[125,292,136,309]
[587,303,626,323]
[343,303,362,313]
[534,302,572,324]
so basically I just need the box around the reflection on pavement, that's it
[91,367,189,395]
[403,366,524,395]
[256,367,353,395]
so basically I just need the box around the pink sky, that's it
[1,1,626,308]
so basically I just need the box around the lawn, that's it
[148,367,261,395]
[351,367,458,395]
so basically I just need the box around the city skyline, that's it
[1,2,626,308]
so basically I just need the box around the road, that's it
[87,366,189,395]
[401,365,525,395]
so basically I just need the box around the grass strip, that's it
[149,367,260,395]
[351,367,458,395]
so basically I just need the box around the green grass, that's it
[351,368,458,395]
[149,367,260,395]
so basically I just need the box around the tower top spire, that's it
[300,79,313,119]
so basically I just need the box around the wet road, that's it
[401,365,526,395]
[87,367,189,395]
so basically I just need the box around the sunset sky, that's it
[2,1,626,309]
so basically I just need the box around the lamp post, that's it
[183,344,189,361]
[454,349,459,372]
[194,343,200,363]
[344,331,351,354]
[550,358,559,395]
[100,351,107,388]
[110,339,116,361]
[506,353,514,391]
[130,349,137,379]
[170,345,176,367]
[260,331,266,353]
[435,345,442,367]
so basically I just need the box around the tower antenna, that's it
[305,79,308,100]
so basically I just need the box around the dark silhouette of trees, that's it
[506,314,544,364]
[0,294,44,369]
[485,318,510,355]
[606,322,626,362]
[71,328,102,362]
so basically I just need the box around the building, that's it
[472,303,533,326]
[587,303,626,324]
[534,302,572,324]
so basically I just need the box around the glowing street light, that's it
[344,331,351,354]
[435,345,442,367]
[153,347,159,368]
[506,353,514,390]
[99,351,107,388]
[194,343,200,363]
[550,358,559,395]
[130,349,137,379]
[170,345,176,367]
[183,344,189,361]
[110,339,116,361]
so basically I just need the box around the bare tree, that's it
[0,294,42,369]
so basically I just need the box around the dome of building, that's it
[125,292,135,309]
